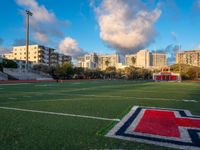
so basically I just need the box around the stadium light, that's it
[25,10,33,71]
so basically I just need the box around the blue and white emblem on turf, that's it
[106,106,200,150]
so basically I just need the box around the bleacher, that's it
[3,68,53,80]
[0,71,8,80]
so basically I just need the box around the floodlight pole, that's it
[178,44,182,81]
[25,10,33,71]
[179,44,181,74]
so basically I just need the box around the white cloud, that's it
[16,0,67,44]
[16,0,55,24]
[197,44,200,49]
[93,0,161,53]
[0,47,11,55]
[33,32,49,44]
[59,37,86,58]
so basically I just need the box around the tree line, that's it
[33,63,200,80]
[33,62,153,80]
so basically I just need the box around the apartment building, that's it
[136,50,150,68]
[125,54,137,67]
[98,54,119,70]
[77,53,98,69]
[77,53,119,70]
[3,45,71,67]
[176,50,200,67]
[150,53,167,68]
[125,50,167,69]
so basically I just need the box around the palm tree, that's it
[105,60,110,68]
[131,57,136,65]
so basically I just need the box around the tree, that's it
[105,60,110,68]
[124,67,133,79]
[131,57,136,65]
[3,59,17,68]
[170,64,200,80]
[73,67,84,79]
[54,62,73,79]
[0,63,3,71]
[105,66,116,79]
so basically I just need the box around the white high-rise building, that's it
[150,53,167,68]
[98,54,119,70]
[77,53,98,69]
[176,50,200,67]
[136,50,150,68]
[77,53,119,70]
[125,54,137,67]
[125,50,167,69]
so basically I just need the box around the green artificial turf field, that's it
[0,80,200,150]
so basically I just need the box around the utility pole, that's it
[178,44,181,72]
[25,10,33,71]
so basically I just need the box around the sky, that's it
[0,0,200,63]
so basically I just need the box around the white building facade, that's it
[77,53,98,69]
[77,53,119,70]
[125,50,167,69]
[3,45,71,67]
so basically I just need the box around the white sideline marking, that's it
[0,106,121,122]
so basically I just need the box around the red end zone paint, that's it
[106,106,200,150]
[134,110,181,137]
[134,110,200,138]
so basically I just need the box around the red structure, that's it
[153,66,181,81]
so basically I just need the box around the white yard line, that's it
[35,84,59,87]
[0,83,31,86]
[23,96,31,98]
[1,95,198,105]
[0,98,88,105]
[58,93,196,101]
[18,92,199,102]
[8,97,17,100]
[0,106,120,122]
[182,99,198,103]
